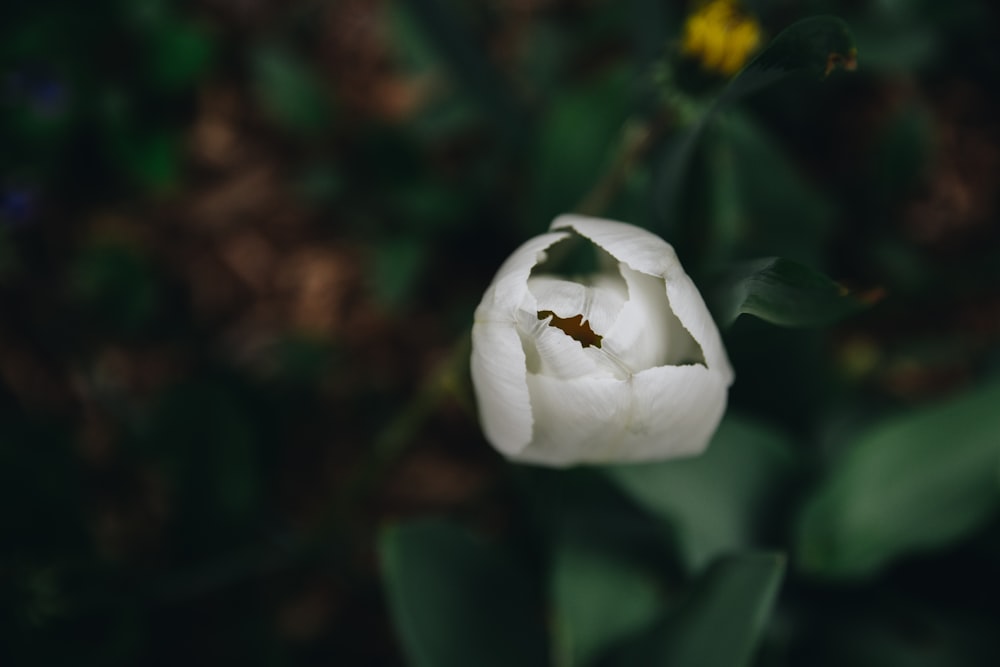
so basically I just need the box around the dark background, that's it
[2,0,1000,665]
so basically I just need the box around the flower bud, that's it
[471,215,733,467]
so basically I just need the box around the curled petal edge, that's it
[551,214,734,384]
[475,231,570,318]
[471,231,571,455]
[471,320,534,455]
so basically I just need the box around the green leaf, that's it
[606,416,793,571]
[711,257,866,328]
[251,46,333,136]
[721,15,856,104]
[705,110,834,265]
[551,544,662,667]
[379,520,547,667]
[657,16,856,223]
[796,380,1000,578]
[615,553,785,667]
[402,0,524,132]
[530,66,631,229]
[372,238,428,308]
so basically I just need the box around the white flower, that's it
[471,214,734,467]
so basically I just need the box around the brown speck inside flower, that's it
[537,310,603,349]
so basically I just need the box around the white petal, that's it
[551,214,681,278]
[663,269,734,383]
[601,266,672,372]
[476,231,570,319]
[527,275,626,334]
[517,310,610,380]
[512,363,729,467]
[553,214,733,383]
[515,374,630,466]
[624,364,730,460]
[470,320,534,455]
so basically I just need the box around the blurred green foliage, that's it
[2,0,1000,665]
[797,379,1000,578]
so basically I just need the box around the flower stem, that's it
[575,116,659,217]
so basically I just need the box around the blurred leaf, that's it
[144,381,262,534]
[870,101,933,203]
[389,0,441,75]
[100,86,182,193]
[251,46,332,135]
[606,416,793,570]
[379,519,547,667]
[147,18,214,90]
[551,543,662,667]
[615,553,785,667]
[125,131,180,194]
[268,334,338,385]
[722,15,856,102]
[387,0,483,142]
[0,420,87,556]
[293,162,343,204]
[513,467,675,561]
[852,23,936,72]
[703,122,743,263]
[706,111,834,264]
[531,66,631,228]
[803,604,1000,667]
[632,0,680,68]
[71,241,159,333]
[402,0,524,132]
[389,180,467,230]
[658,16,855,224]
[372,238,427,307]
[796,380,1000,578]
[711,257,866,328]
[850,0,951,72]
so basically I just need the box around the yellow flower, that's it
[681,0,762,77]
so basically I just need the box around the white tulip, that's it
[471,214,734,467]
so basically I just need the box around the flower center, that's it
[537,310,603,349]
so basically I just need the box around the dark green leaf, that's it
[657,16,856,223]
[512,467,673,560]
[379,520,547,667]
[551,543,662,667]
[705,111,834,264]
[606,416,794,570]
[615,553,785,667]
[720,15,856,104]
[711,257,866,328]
[796,380,1000,578]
